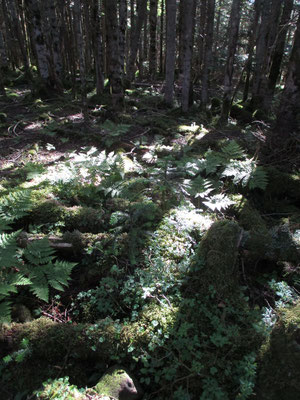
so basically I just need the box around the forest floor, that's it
[0,84,300,400]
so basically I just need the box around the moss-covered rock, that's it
[257,302,300,400]
[192,220,241,298]
[94,366,142,400]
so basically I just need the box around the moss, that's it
[29,200,104,233]
[257,302,300,399]
[193,220,241,298]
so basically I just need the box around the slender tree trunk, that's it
[263,0,294,110]
[275,13,300,135]
[201,0,215,110]
[197,0,207,75]
[93,0,104,95]
[181,0,195,112]
[243,0,261,102]
[48,0,63,81]
[119,0,127,76]
[149,0,158,77]
[220,0,242,123]
[104,0,124,108]
[6,0,32,80]
[73,0,87,118]
[159,0,165,76]
[164,0,176,106]
[126,0,147,82]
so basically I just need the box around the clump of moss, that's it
[257,302,300,400]
[29,200,104,233]
[192,220,241,298]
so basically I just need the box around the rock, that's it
[94,366,142,400]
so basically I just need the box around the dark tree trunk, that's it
[275,13,300,135]
[181,0,195,112]
[200,0,215,110]
[220,0,242,123]
[164,0,177,106]
[264,0,294,110]
[93,0,104,95]
[104,0,124,108]
[149,0,158,77]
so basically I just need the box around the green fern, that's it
[0,190,32,224]
[221,141,245,160]
[23,238,55,266]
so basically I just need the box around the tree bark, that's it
[93,0,104,95]
[164,0,177,106]
[181,0,195,112]
[149,0,158,77]
[200,0,215,110]
[159,0,165,76]
[220,0,242,123]
[275,13,300,135]
[119,0,127,76]
[263,0,294,110]
[104,0,124,108]
[126,0,147,83]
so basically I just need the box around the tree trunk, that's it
[159,0,165,76]
[263,0,294,110]
[243,0,261,102]
[7,0,32,81]
[220,0,242,123]
[149,0,158,78]
[181,0,195,112]
[275,13,300,135]
[119,0,127,76]
[73,0,87,118]
[25,0,58,94]
[104,0,124,108]
[200,0,215,110]
[126,0,147,83]
[92,0,104,95]
[164,0,177,106]
[251,0,282,111]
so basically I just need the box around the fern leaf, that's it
[28,269,49,302]
[0,301,12,323]
[0,230,20,267]
[45,261,76,291]
[204,150,224,175]
[0,190,32,223]
[248,166,268,190]
[221,141,245,160]
[203,194,235,212]
[0,283,18,296]
[23,238,55,266]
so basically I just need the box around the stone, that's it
[94,366,143,400]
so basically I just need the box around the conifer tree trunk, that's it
[92,0,104,95]
[201,0,215,110]
[159,0,164,76]
[104,0,124,107]
[25,0,57,94]
[119,0,127,76]
[275,13,300,135]
[7,0,32,81]
[48,0,63,82]
[126,0,147,82]
[243,0,261,102]
[149,0,158,78]
[73,0,87,117]
[164,0,176,106]
[181,0,195,112]
[264,0,294,110]
[220,0,242,123]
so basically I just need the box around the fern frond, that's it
[45,260,76,291]
[221,141,245,160]
[23,238,55,266]
[0,301,12,323]
[0,190,32,223]
[248,166,268,190]
[222,159,253,186]
[204,150,224,175]
[28,269,49,302]
[203,194,235,212]
[0,230,21,268]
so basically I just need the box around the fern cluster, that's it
[0,191,75,323]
